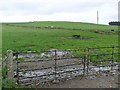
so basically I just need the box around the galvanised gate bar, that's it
[13,46,120,86]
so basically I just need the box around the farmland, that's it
[1,21,119,88]
[2,21,118,54]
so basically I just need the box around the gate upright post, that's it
[54,50,57,81]
[7,50,14,78]
[15,52,19,84]
[111,47,114,70]
[87,48,90,74]
[83,49,86,74]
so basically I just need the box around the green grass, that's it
[1,21,119,88]
[4,21,118,31]
[2,78,24,88]
[2,21,118,55]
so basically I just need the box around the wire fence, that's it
[12,46,120,86]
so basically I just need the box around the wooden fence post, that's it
[0,52,2,90]
[7,50,14,78]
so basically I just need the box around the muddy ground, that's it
[36,71,119,88]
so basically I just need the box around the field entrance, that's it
[12,46,120,87]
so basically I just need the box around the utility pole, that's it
[97,11,99,24]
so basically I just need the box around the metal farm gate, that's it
[13,46,120,86]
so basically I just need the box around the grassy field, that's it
[1,21,119,88]
[2,21,118,54]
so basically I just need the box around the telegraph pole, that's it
[97,11,99,24]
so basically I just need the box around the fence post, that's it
[0,52,2,90]
[6,50,14,78]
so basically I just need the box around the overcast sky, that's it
[0,0,119,24]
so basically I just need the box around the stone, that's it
[109,86,112,88]
[112,79,115,81]
[52,79,59,84]
[112,73,116,76]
